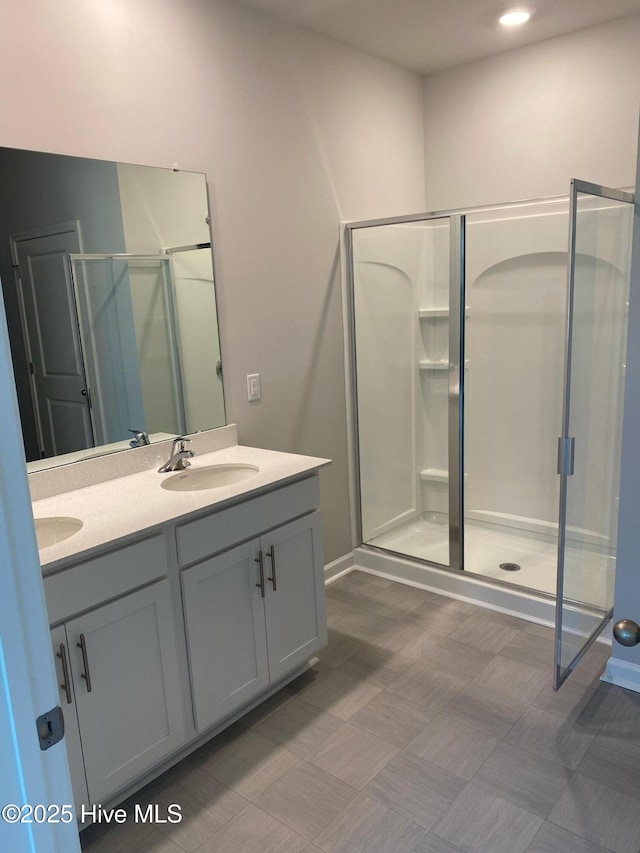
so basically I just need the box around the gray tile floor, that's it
[80,571,640,853]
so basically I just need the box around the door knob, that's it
[613,619,640,647]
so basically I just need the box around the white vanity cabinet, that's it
[181,540,271,729]
[261,512,326,681]
[179,479,327,732]
[45,536,185,807]
[40,459,329,816]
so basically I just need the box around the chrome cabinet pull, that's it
[255,550,266,598]
[56,643,72,705]
[77,633,93,693]
[266,545,277,591]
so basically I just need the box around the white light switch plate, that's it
[247,373,261,402]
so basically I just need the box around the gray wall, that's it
[423,15,640,210]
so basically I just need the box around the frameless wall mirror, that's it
[0,147,225,471]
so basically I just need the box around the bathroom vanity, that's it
[32,427,330,816]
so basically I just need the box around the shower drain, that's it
[500,562,521,572]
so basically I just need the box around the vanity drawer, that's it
[44,533,169,625]
[176,475,320,566]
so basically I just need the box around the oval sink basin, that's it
[161,463,260,492]
[35,516,83,549]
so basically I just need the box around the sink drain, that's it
[500,562,521,572]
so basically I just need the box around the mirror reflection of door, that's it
[10,222,94,458]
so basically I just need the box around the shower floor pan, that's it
[368,517,613,603]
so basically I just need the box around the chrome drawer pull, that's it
[77,633,93,693]
[266,545,277,591]
[56,643,72,705]
[255,551,266,598]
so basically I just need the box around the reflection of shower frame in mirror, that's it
[69,253,188,447]
[164,243,223,431]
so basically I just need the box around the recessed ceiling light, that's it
[498,7,533,27]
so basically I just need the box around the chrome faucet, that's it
[158,436,195,473]
[129,429,150,448]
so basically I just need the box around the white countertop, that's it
[34,443,330,573]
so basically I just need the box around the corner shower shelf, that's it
[418,307,470,319]
[419,307,449,319]
[419,360,448,371]
[419,359,470,372]
[420,468,448,483]
[420,469,469,483]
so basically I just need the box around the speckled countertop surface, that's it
[34,443,330,574]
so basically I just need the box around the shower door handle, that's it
[613,619,640,647]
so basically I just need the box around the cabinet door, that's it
[68,580,184,804]
[182,539,269,732]
[263,512,327,682]
[50,625,89,814]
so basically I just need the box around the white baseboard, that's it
[601,656,640,693]
[324,552,355,584]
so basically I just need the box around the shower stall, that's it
[345,180,635,687]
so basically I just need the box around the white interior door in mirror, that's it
[11,223,94,458]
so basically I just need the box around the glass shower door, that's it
[554,180,635,689]
[349,215,464,569]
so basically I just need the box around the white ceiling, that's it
[230,0,640,74]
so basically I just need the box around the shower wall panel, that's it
[353,225,421,542]
[464,206,568,538]
[353,219,453,567]
[464,201,630,556]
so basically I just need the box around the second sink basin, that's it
[161,463,260,492]
[35,516,83,549]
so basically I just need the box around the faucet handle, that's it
[158,436,194,473]
[172,435,191,451]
